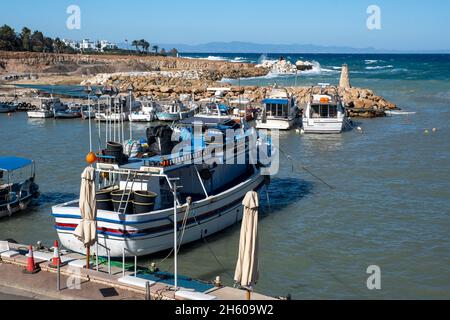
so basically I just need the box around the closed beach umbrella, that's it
[74,167,97,268]
[234,191,260,299]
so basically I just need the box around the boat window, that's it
[311,105,320,118]
[311,105,338,118]
[329,105,338,118]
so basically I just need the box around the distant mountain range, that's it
[118,41,449,54]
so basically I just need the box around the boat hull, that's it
[129,114,154,122]
[0,105,17,113]
[302,118,345,134]
[157,110,195,122]
[256,118,296,130]
[27,111,54,118]
[54,112,82,119]
[52,171,266,257]
[0,194,35,218]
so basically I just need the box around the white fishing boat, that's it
[52,117,271,257]
[197,102,233,120]
[302,84,350,134]
[129,99,160,123]
[0,157,40,218]
[27,97,65,119]
[256,86,299,130]
[156,100,199,122]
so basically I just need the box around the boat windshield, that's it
[266,103,289,118]
[310,104,338,119]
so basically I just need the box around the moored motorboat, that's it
[0,102,18,113]
[27,97,65,119]
[256,86,300,130]
[0,157,39,218]
[156,100,198,122]
[54,105,82,119]
[129,99,160,122]
[302,83,350,134]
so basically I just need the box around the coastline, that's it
[0,51,397,117]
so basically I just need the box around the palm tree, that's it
[132,40,139,52]
[152,45,159,54]
[142,41,150,53]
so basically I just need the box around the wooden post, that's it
[246,290,251,301]
[86,246,90,270]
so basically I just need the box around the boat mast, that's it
[85,85,93,152]
[128,84,134,141]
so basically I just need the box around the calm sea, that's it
[1,54,449,299]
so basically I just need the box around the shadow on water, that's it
[138,177,313,264]
[263,178,314,213]
[35,192,78,207]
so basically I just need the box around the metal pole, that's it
[145,281,151,300]
[108,249,111,274]
[173,181,178,290]
[88,94,92,151]
[129,91,133,141]
[96,242,99,272]
[98,98,101,149]
[134,255,137,277]
[57,262,61,291]
[122,247,125,278]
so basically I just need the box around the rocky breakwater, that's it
[255,58,314,74]
[89,75,396,118]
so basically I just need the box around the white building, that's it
[99,40,116,52]
[80,39,96,51]
[60,39,116,52]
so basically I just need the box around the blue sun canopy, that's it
[0,157,33,172]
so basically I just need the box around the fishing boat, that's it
[27,97,64,119]
[302,84,350,134]
[197,102,233,120]
[0,157,39,218]
[54,104,82,119]
[52,117,271,257]
[156,100,198,122]
[95,95,137,122]
[0,102,18,113]
[256,86,299,130]
[129,99,160,123]
[228,98,257,122]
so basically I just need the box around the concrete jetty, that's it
[0,242,276,301]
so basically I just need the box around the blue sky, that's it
[1,0,450,51]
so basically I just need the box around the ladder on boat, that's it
[117,171,138,214]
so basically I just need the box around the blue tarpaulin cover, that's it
[263,99,289,105]
[0,157,33,172]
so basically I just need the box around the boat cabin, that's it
[309,94,341,119]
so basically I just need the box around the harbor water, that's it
[1,54,449,299]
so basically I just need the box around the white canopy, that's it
[74,167,97,247]
[234,191,260,288]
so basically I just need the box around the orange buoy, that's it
[86,152,98,164]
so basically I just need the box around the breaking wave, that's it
[366,65,394,70]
